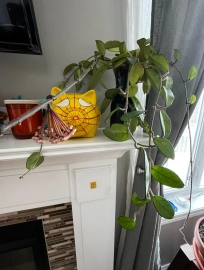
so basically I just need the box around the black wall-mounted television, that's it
[0,0,42,55]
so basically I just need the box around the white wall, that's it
[0,0,125,112]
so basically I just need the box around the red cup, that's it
[4,100,43,139]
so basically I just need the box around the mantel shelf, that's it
[0,128,149,161]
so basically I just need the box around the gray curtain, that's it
[116,1,204,270]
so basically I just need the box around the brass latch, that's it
[90,181,97,189]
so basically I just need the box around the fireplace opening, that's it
[0,220,50,270]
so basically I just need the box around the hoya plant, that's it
[57,38,197,229]
[17,38,197,229]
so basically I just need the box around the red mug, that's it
[4,100,43,139]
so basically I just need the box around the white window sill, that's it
[161,193,204,225]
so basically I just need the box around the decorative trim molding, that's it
[0,129,149,161]
[161,207,204,225]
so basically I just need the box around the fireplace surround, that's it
[0,129,148,270]
[0,203,76,270]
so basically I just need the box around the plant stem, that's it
[146,66,163,174]
[133,206,144,222]
[172,63,193,243]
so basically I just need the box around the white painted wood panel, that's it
[75,166,112,203]
[0,168,71,214]
[69,159,117,270]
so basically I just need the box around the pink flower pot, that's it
[193,217,204,270]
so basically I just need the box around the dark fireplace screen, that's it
[0,220,50,270]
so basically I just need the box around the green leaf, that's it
[129,49,136,56]
[117,216,136,230]
[112,54,127,63]
[129,117,138,133]
[74,68,83,90]
[138,119,150,134]
[74,68,83,80]
[100,97,111,114]
[174,49,181,61]
[189,94,196,104]
[127,56,138,66]
[58,81,66,89]
[128,85,138,97]
[96,40,106,56]
[120,111,145,122]
[140,148,150,197]
[105,40,121,49]
[63,63,78,76]
[162,76,173,89]
[145,38,151,45]
[145,69,160,93]
[188,66,197,80]
[150,45,158,54]
[131,97,144,120]
[153,196,174,219]
[99,78,108,89]
[105,107,120,123]
[119,41,126,54]
[153,137,175,159]
[160,110,172,138]
[75,81,83,91]
[83,60,93,69]
[132,192,150,206]
[129,63,144,86]
[108,47,120,52]
[150,54,169,72]
[137,38,151,60]
[137,38,146,48]
[103,124,130,141]
[131,97,144,112]
[94,51,101,56]
[151,165,184,188]
[97,59,111,67]
[160,86,175,107]
[113,58,127,68]
[79,60,85,66]
[26,152,44,170]
[87,65,108,90]
[143,80,151,94]
[105,88,120,100]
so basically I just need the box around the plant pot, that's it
[193,217,204,269]
[4,100,43,139]
[110,62,132,125]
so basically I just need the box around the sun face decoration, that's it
[51,88,101,138]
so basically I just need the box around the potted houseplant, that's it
[0,38,197,230]
[56,38,197,229]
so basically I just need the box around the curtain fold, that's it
[116,0,204,269]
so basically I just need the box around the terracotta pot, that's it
[193,217,204,270]
[4,100,42,139]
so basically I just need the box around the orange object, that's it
[4,100,42,139]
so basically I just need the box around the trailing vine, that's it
[15,38,197,232]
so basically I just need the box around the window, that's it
[164,92,204,212]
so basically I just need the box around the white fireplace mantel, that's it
[0,128,148,270]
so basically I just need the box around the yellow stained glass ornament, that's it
[51,87,101,138]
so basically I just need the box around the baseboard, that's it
[161,264,169,270]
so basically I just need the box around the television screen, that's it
[0,0,42,55]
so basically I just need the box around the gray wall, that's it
[0,0,125,115]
